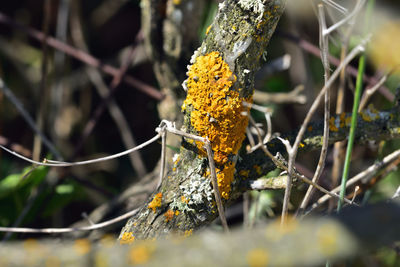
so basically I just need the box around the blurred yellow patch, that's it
[247,248,269,267]
[370,21,400,74]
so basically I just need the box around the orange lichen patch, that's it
[74,239,91,255]
[368,104,380,115]
[184,229,193,237]
[247,248,269,267]
[23,239,40,251]
[329,117,339,132]
[128,243,155,265]
[175,210,180,216]
[345,116,352,126]
[239,169,250,178]
[206,25,212,35]
[253,165,262,176]
[360,111,372,122]
[339,113,346,128]
[299,142,305,148]
[164,209,175,222]
[181,195,189,204]
[216,163,235,200]
[148,193,163,213]
[120,232,136,245]
[360,104,380,122]
[183,51,251,199]
[173,155,180,165]
[307,125,313,132]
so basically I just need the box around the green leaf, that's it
[0,165,48,198]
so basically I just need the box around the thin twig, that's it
[0,11,163,100]
[331,4,357,208]
[358,73,389,111]
[0,134,161,167]
[32,0,51,161]
[307,148,400,214]
[279,32,395,102]
[205,140,230,233]
[323,0,366,35]
[156,121,229,232]
[247,116,353,205]
[157,128,167,189]
[338,0,373,212]
[0,208,139,234]
[297,4,331,214]
[280,40,366,223]
[0,78,62,159]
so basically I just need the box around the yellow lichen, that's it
[172,0,181,5]
[128,243,155,265]
[120,232,136,245]
[329,117,339,132]
[181,195,188,204]
[164,209,175,222]
[253,165,262,176]
[239,169,250,178]
[175,210,180,216]
[183,51,250,199]
[23,239,40,251]
[148,193,163,213]
[339,112,346,128]
[247,249,269,267]
[360,111,372,122]
[74,239,91,255]
[206,25,212,35]
[345,116,352,126]
[184,229,193,237]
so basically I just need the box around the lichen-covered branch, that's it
[3,202,400,267]
[120,0,286,239]
[236,106,400,192]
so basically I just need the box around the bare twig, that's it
[157,127,167,189]
[307,148,400,214]
[0,134,161,167]
[253,85,306,105]
[297,3,331,214]
[358,73,389,111]
[323,0,366,35]
[0,78,62,159]
[247,115,353,206]
[32,0,51,161]
[205,140,230,233]
[0,208,139,234]
[0,11,163,100]
[331,3,358,207]
[280,37,367,222]
[279,32,395,102]
[156,121,229,233]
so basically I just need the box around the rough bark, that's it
[120,0,287,239]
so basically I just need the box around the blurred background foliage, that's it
[0,1,399,262]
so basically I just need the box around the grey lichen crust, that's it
[120,0,287,240]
